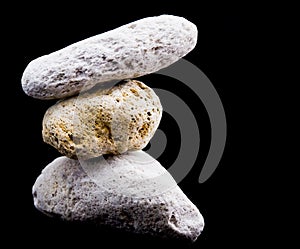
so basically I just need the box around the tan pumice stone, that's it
[32,151,204,241]
[42,80,162,159]
[22,15,197,99]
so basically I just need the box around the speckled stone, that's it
[42,80,162,159]
[32,151,204,241]
[22,15,198,99]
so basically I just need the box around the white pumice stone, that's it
[32,151,204,241]
[22,15,197,99]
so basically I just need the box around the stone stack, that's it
[22,15,204,241]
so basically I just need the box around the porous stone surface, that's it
[22,15,198,99]
[42,80,162,159]
[32,151,204,241]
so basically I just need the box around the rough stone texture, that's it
[32,151,204,241]
[42,80,162,160]
[22,15,198,99]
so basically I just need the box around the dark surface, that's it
[6,2,256,248]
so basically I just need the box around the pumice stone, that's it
[33,151,204,241]
[42,80,162,159]
[22,15,197,99]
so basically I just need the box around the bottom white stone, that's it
[32,151,204,241]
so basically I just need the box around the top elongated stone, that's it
[21,15,198,99]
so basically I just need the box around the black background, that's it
[5,2,258,248]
